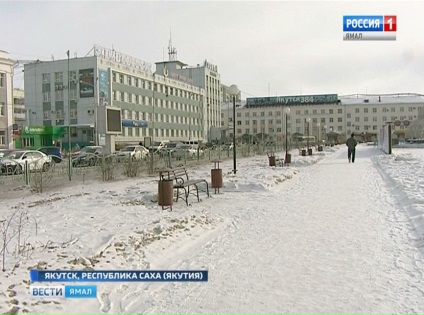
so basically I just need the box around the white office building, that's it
[221,93,424,144]
[23,45,204,151]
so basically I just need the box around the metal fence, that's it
[0,144,284,196]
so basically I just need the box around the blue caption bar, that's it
[30,270,208,282]
[65,285,97,298]
[343,15,383,32]
[30,285,97,298]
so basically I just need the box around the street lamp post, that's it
[228,84,239,174]
[66,50,72,181]
[306,117,311,155]
[283,107,290,164]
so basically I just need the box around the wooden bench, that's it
[160,167,210,206]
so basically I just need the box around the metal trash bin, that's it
[285,153,291,165]
[211,160,223,194]
[301,149,306,156]
[267,153,276,166]
[158,168,173,210]
[308,148,313,155]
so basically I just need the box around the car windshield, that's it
[152,142,162,146]
[166,143,178,148]
[7,151,25,159]
[121,147,135,152]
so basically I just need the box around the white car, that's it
[117,145,149,161]
[0,150,52,174]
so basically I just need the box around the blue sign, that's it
[343,16,383,32]
[121,119,149,128]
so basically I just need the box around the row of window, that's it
[119,127,201,139]
[43,89,78,102]
[0,73,5,87]
[43,71,77,83]
[223,106,417,119]
[224,115,416,127]
[112,72,201,100]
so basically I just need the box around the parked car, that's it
[0,149,17,159]
[0,150,52,174]
[150,140,169,154]
[159,142,183,157]
[72,146,109,167]
[117,145,149,161]
[173,144,204,160]
[37,146,63,163]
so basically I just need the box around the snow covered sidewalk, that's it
[130,145,424,314]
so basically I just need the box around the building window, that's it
[43,110,51,120]
[329,118,334,122]
[55,90,64,101]
[338,117,342,122]
[355,117,360,122]
[23,137,34,147]
[0,102,4,116]
[43,91,51,102]
[55,72,63,82]
[364,117,368,122]
[42,73,51,83]
[373,108,377,113]
[70,71,77,83]
[260,112,265,116]
[245,112,249,117]
[321,109,325,114]
[70,89,77,100]
[313,109,317,114]
[253,112,257,117]
[347,113,351,118]
[70,109,77,119]
[364,108,368,113]
[355,108,359,113]
[0,73,5,87]
[373,117,377,122]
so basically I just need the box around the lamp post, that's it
[306,117,311,155]
[317,122,321,143]
[66,50,72,181]
[324,124,327,143]
[228,84,239,174]
[283,107,290,163]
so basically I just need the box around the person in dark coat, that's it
[346,133,358,163]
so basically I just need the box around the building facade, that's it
[220,93,424,144]
[0,50,16,148]
[23,45,205,151]
[155,59,221,141]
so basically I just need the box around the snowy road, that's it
[116,146,424,313]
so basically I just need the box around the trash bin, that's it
[158,168,173,210]
[318,145,323,151]
[267,153,276,166]
[308,148,313,155]
[211,160,223,194]
[285,153,291,165]
[301,149,306,156]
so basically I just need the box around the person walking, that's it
[346,133,358,163]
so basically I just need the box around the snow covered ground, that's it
[1,144,424,314]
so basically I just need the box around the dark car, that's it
[72,146,109,167]
[37,146,63,163]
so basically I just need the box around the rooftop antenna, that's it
[168,28,177,61]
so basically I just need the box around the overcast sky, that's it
[3,0,424,98]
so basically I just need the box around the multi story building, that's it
[221,93,424,144]
[13,88,25,130]
[22,45,204,151]
[155,59,221,141]
[0,50,16,148]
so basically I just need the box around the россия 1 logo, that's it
[343,15,396,41]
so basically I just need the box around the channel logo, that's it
[343,15,396,41]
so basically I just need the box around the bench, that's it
[160,167,210,206]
